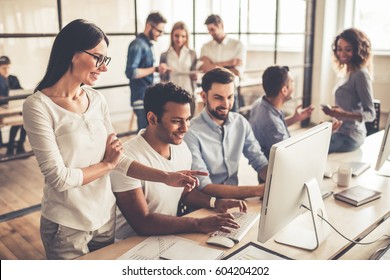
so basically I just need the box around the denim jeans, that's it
[134,108,148,132]
[328,132,361,153]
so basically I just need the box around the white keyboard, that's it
[324,161,370,177]
[211,212,260,243]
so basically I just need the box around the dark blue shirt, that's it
[125,33,154,108]
[0,75,22,105]
[249,96,290,160]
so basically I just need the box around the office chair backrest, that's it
[366,99,381,136]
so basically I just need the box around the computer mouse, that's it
[206,235,235,248]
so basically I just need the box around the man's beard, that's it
[148,29,155,41]
[208,105,229,120]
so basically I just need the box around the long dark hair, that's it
[35,19,109,92]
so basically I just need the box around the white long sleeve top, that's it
[23,87,133,231]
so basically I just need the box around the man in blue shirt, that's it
[0,55,26,155]
[184,68,268,199]
[249,66,314,159]
[125,12,169,131]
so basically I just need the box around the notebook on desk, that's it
[323,161,371,178]
[223,241,293,260]
[160,240,225,260]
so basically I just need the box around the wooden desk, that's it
[0,106,23,127]
[79,131,390,260]
[340,214,390,260]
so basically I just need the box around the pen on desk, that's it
[322,191,333,199]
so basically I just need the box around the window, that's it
[0,0,314,111]
[62,0,136,33]
[354,0,390,52]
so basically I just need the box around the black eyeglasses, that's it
[151,24,164,34]
[82,51,111,67]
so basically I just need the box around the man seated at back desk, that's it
[249,65,342,159]
[184,68,268,199]
[111,82,246,240]
[0,55,27,155]
[249,66,314,159]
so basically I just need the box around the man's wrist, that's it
[162,171,170,185]
[155,66,159,72]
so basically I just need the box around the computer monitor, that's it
[375,110,390,176]
[257,122,332,251]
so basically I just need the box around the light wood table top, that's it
[79,131,390,260]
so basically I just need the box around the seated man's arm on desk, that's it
[114,188,240,236]
[242,119,268,183]
[182,188,247,213]
[200,183,264,199]
[186,156,265,198]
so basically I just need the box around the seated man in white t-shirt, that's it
[111,82,246,240]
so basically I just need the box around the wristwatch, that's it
[209,196,217,208]
[155,66,159,72]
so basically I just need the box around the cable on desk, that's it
[301,204,390,245]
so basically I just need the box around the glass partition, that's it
[0,0,58,33]
[0,0,313,111]
[0,37,54,90]
[62,0,136,33]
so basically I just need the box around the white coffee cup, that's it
[331,164,352,187]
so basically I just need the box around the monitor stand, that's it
[274,178,331,251]
[377,158,390,177]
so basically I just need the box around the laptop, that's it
[323,160,371,178]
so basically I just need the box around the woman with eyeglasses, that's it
[159,21,199,115]
[322,28,376,153]
[22,19,204,260]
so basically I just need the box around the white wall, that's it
[372,55,390,112]
[311,0,389,126]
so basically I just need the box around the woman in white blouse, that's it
[160,22,198,114]
[23,19,203,260]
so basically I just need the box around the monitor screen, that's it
[375,110,390,176]
[257,122,332,250]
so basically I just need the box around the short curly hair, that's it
[332,28,371,71]
[144,82,192,122]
